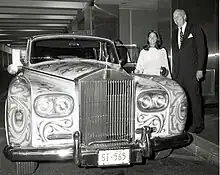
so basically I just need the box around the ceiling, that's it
[0,0,158,49]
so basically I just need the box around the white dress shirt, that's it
[135,47,171,78]
[178,22,187,48]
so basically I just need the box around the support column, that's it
[84,6,93,35]
[92,4,119,40]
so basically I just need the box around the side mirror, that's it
[7,64,22,75]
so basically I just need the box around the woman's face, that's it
[148,32,157,46]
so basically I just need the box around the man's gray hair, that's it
[173,9,187,21]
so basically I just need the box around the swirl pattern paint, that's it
[134,75,187,137]
[7,78,32,146]
[137,114,166,133]
[35,118,73,144]
[33,61,104,80]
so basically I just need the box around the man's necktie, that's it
[180,27,184,46]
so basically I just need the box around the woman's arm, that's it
[160,48,171,78]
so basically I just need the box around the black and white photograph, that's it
[0,0,219,174]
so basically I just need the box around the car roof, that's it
[30,33,113,43]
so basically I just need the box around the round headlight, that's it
[54,96,73,115]
[137,95,153,109]
[152,94,167,108]
[137,91,168,112]
[34,94,74,117]
[35,97,53,116]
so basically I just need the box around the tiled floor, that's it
[197,105,219,145]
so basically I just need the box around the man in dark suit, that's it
[172,9,207,134]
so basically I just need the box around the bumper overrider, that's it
[4,127,192,167]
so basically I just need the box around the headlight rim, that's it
[137,90,169,112]
[34,93,74,118]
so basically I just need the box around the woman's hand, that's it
[134,69,141,74]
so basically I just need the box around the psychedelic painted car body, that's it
[4,34,191,175]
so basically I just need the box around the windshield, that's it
[30,37,119,64]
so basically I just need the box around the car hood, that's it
[30,60,107,80]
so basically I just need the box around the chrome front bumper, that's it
[3,145,144,166]
[4,132,191,167]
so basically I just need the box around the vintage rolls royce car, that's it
[4,34,191,175]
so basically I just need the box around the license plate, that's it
[98,149,130,166]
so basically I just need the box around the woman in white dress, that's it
[135,30,171,78]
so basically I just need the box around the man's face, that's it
[173,11,186,27]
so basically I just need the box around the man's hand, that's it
[196,70,203,81]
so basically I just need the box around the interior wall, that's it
[92,4,119,40]
[157,0,172,57]
[119,9,158,48]
[119,9,130,44]
[132,10,158,48]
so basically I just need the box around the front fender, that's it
[6,75,32,147]
[23,71,78,147]
[133,74,187,137]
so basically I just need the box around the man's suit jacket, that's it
[172,23,206,79]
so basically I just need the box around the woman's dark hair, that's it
[143,30,162,50]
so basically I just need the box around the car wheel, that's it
[15,162,39,175]
[154,149,173,159]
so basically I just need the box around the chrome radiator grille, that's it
[79,79,134,145]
